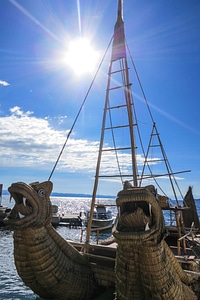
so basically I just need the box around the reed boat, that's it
[4,0,200,299]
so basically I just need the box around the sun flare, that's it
[65,38,99,76]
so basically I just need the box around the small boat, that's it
[81,204,115,229]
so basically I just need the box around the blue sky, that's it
[0,0,200,198]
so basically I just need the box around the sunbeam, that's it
[77,0,82,35]
[8,0,61,43]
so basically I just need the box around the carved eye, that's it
[38,189,45,197]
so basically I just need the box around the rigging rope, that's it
[48,36,114,181]
[126,39,185,201]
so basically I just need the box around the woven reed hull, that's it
[70,240,116,289]
[113,187,197,300]
[4,181,98,300]
[13,225,97,300]
[91,264,115,288]
[157,195,170,209]
[114,239,196,300]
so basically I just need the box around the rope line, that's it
[48,37,113,181]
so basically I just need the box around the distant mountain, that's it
[2,190,114,199]
[2,189,200,200]
[51,192,115,199]
[2,190,9,195]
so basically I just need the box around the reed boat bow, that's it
[4,181,98,300]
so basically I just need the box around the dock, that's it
[60,214,82,227]
[52,214,82,228]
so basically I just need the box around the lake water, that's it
[0,195,199,299]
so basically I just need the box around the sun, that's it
[65,38,99,76]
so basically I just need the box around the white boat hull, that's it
[91,218,114,228]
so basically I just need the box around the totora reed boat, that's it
[4,0,200,299]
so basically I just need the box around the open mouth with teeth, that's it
[114,186,165,237]
[118,200,152,231]
[12,194,33,219]
[3,181,53,229]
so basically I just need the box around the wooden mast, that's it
[85,0,138,246]
[113,0,138,186]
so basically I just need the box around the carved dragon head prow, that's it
[113,183,166,243]
[4,181,53,229]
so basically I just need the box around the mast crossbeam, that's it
[102,147,132,152]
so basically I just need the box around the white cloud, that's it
[0,80,10,86]
[1,107,169,185]
[10,106,33,117]
[0,107,185,197]
[0,107,136,176]
[0,107,66,167]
